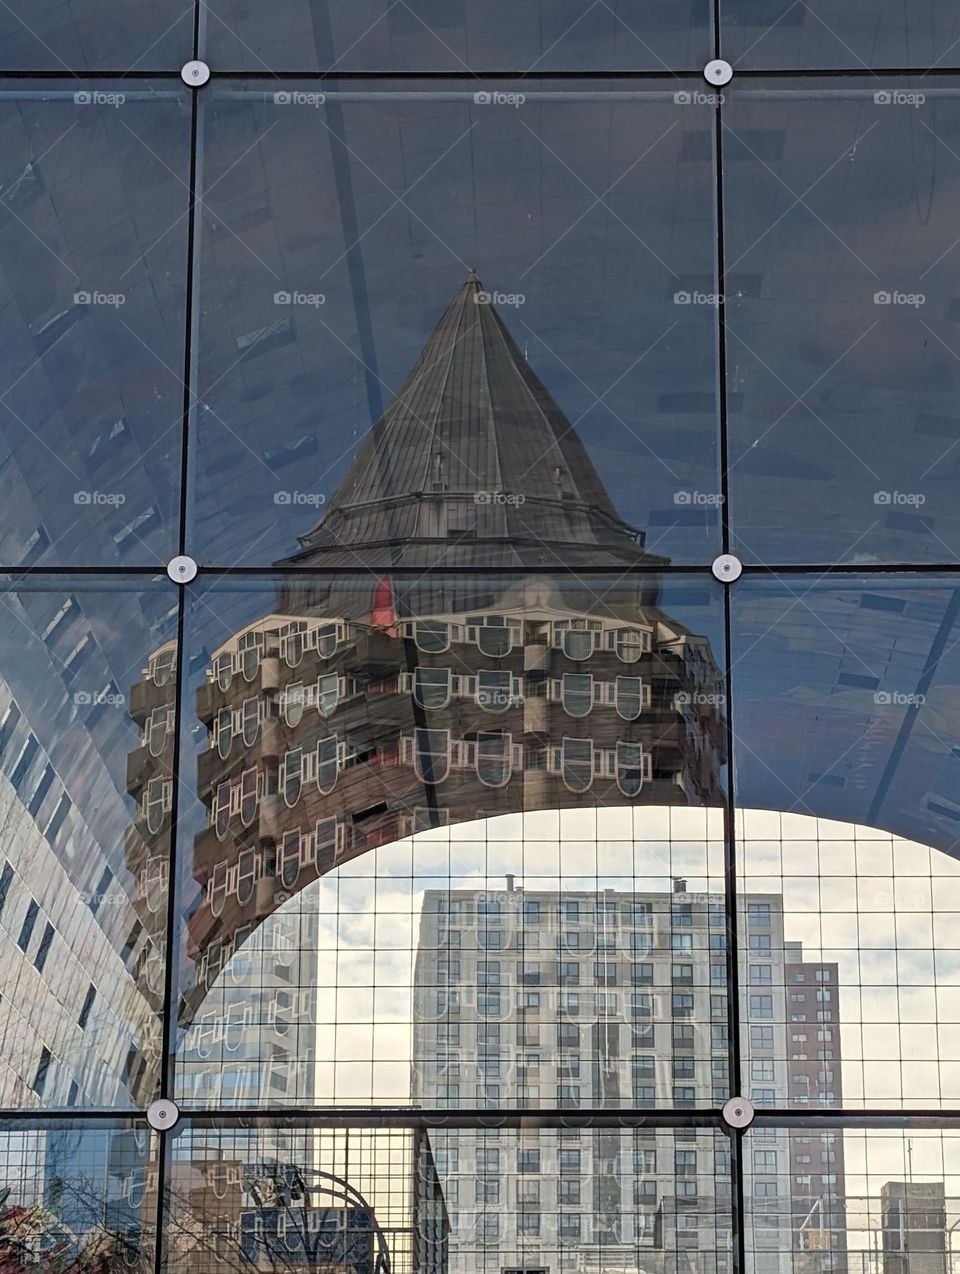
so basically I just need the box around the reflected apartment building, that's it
[412,883,847,1274]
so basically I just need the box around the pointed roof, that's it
[285,273,664,569]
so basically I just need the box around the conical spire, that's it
[286,274,662,569]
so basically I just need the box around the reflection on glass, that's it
[740,810,960,1111]
[170,1123,731,1274]
[744,1127,960,1274]
[0,581,176,1110]
[175,807,729,1109]
[0,2,192,69]
[206,1,711,72]
[722,2,960,70]
[731,576,960,856]
[0,1120,156,1269]
[724,83,960,565]
[194,97,720,565]
[0,86,187,566]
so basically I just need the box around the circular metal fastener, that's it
[181,60,211,87]
[146,1099,180,1131]
[711,553,743,583]
[167,554,198,584]
[721,1096,755,1130]
[704,59,733,86]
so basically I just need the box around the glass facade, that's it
[1,5,960,1273]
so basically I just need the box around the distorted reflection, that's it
[0,582,177,1111]
[170,1123,731,1274]
[172,275,727,1036]
[0,1122,156,1270]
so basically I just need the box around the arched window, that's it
[315,622,340,659]
[279,829,301,890]
[215,707,232,759]
[613,627,646,663]
[239,767,259,827]
[147,705,169,757]
[616,741,646,797]
[561,737,594,793]
[476,670,513,713]
[144,776,170,835]
[317,734,340,795]
[561,673,593,718]
[281,747,303,807]
[471,615,517,657]
[615,675,645,721]
[241,697,260,747]
[235,848,256,906]
[556,623,596,660]
[317,671,340,718]
[214,651,232,692]
[283,682,305,728]
[413,667,452,710]
[208,861,228,917]
[476,732,513,787]
[412,620,451,653]
[315,817,342,872]
[214,781,231,841]
[414,728,450,785]
[280,620,308,668]
[238,631,264,682]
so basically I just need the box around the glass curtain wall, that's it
[0,2,959,1272]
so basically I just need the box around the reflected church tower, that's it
[131,273,727,1026]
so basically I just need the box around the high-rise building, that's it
[412,879,786,1273]
[881,1181,948,1274]
[784,942,847,1274]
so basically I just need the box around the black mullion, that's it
[6,1104,960,1125]
[0,66,952,80]
[6,560,960,576]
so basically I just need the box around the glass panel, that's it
[0,578,176,1110]
[174,800,726,1109]
[561,673,594,719]
[173,570,726,1105]
[739,807,960,1111]
[206,3,712,73]
[0,83,187,565]
[0,1120,157,1264]
[743,1125,960,1273]
[170,1121,731,1271]
[722,1,960,70]
[191,82,720,566]
[414,667,452,711]
[724,79,960,565]
[0,2,191,69]
[731,576,960,855]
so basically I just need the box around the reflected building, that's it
[131,272,729,1265]
[785,944,847,1274]
[169,1127,448,1274]
[881,1182,948,1274]
[156,272,727,1037]
[0,598,172,1110]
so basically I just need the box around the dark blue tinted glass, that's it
[732,574,960,853]
[724,79,960,564]
[0,1,193,70]
[0,83,188,567]
[207,1,712,72]
[191,82,720,567]
[722,0,960,70]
